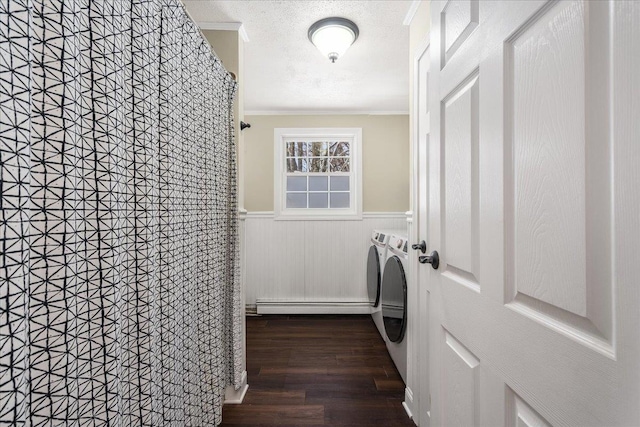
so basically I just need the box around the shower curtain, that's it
[0,0,242,425]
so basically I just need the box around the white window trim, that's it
[274,127,363,220]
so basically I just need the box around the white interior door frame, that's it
[411,33,431,426]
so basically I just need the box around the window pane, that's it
[330,192,350,208]
[330,176,349,191]
[309,176,328,191]
[310,141,328,156]
[286,158,308,173]
[287,176,307,191]
[329,141,350,157]
[330,157,350,172]
[286,141,307,157]
[309,193,328,208]
[286,193,307,208]
[309,158,328,172]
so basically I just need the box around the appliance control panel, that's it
[371,230,391,246]
[388,235,408,255]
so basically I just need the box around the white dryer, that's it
[381,233,409,384]
[367,229,403,340]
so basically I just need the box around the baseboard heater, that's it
[255,298,372,315]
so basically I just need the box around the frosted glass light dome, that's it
[308,18,359,63]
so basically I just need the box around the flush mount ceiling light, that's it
[308,17,359,63]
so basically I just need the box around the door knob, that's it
[418,251,439,269]
[411,240,427,253]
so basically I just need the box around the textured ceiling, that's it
[183,1,412,114]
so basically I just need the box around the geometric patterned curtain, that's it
[0,0,241,425]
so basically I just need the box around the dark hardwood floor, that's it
[220,315,415,426]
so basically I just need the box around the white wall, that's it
[244,212,407,313]
[243,114,410,212]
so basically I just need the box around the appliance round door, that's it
[381,256,407,342]
[367,245,381,307]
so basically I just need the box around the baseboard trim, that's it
[256,299,372,315]
[403,386,414,420]
[224,371,249,404]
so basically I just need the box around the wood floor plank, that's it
[222,404,324,425]
[259,367,328,375]
[242,389,306,405]
[220,315,414,426]
[327,366,388,376]
[324,402,412,427]
[374,377,406,391]
[336,354,397,366]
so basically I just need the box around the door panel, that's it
[510,0,588,317]
[442,71,480,292]
[441,0,479,65]
[422,1,640,425]
[441,330,480,427]
[504,0,613,355]
[506,389,552,427]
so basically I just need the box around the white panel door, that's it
[419,1,640,425]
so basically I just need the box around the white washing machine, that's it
[381,233,409,384]
[367,229,403,340]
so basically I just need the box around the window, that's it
[274,128,362,219]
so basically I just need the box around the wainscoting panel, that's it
[244,212,407,313]
[244,215,306,307]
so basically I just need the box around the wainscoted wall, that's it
[244,212,408,314]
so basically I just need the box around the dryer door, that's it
[366,246,381,307]
[381,256,407,342]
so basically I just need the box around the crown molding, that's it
[403,0,422,26]
[196,22,250,42]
